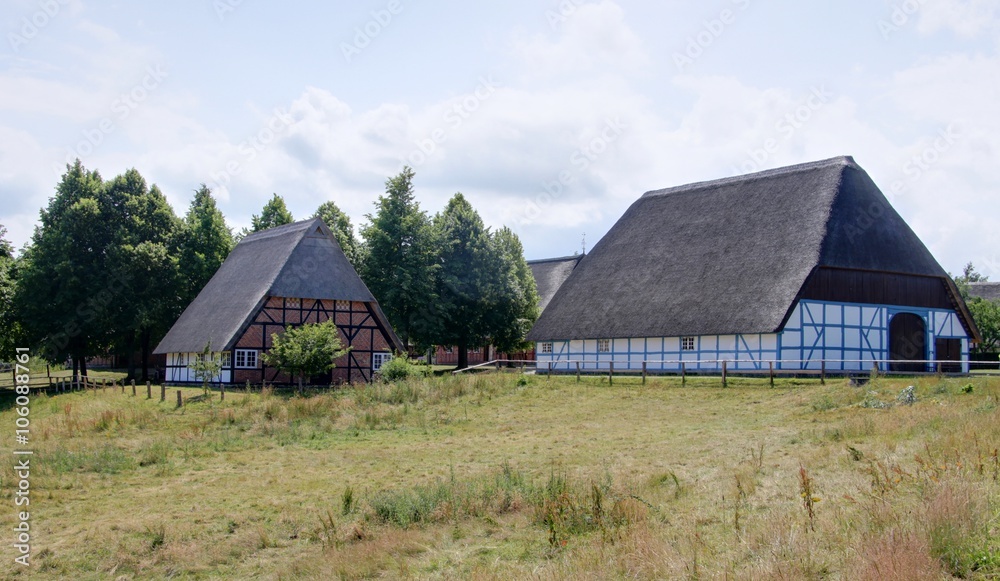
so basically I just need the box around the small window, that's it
[221,352,232,368]
[471,347,481,354]
[286,298,300,308]
[336,300,351,311]
[445,346,454,354]
[372,352,392,371]
[540,342,553,354]
[681,337,696,351]
[235,349,258,369]
[597,339,611,353]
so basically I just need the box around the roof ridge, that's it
[527,255,584,264]
[641,155,857,199]
[241,218,320,242]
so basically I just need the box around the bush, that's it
[377,354,418,382]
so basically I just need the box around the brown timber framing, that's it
[230,296,391,385]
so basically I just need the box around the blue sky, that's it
[2,0,999,277]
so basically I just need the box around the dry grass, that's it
[1,373,998,579]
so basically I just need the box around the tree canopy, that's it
[0,224,19,359]
[250,193,294,232]
[314,200,360,268]
[359,167,438,350]
[953,262,999,354]
[176,185,233,306]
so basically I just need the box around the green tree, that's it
[176,185,234,305]
[249,193,294,233]
[14,160,111,378]
[431,193,495,369]
[359,167,438,349]
[313,200,360,268]
[190,342,223,396]
[968,298,1000,354]
[487,227,540,355]
[951,262,998,355]
[263,319,350,392]
[102,169,181,381]
[0,225,19,360]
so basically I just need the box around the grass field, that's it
[1,372,998,579]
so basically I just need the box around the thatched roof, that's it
[528,156,971,341]
[155,218,403,354]
[968,282,1000,301]
[528,255,582,313]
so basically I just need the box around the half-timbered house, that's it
[529,156,980,374]
[155,218,404,385]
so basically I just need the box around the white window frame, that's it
[540,342,553,354]
[220,352,232,368]
[235,349,258,369]
[597,339,611,353]
[681,337,696,351]
[372,352,392,371]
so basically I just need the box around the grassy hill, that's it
[2,372,998,579]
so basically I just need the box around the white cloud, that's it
[917,0,1000,37]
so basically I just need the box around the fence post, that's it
[821,360,826,385]
[769,361,775,387]
[642,361,647,385]
[576,361,581,383]
[176,390,182,408]
[609,361,614,386]
[146,381,151,399]
[221,383,226,401]
[120,381,125,394]
[131,380,136,397]
[681,362,686,386]
[547,361,552,380]
[722,360,728,387]
[161,383,166,402]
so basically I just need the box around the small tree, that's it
[264,319,350,393]
[190,342,223,396]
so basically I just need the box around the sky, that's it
[1,0,998,277]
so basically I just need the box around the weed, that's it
[896,386,917,406]
[342,486,355,516]
[799,466,818,532]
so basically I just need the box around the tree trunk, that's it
[140,329,151,382]
[72,356,80,383]
[125,330,137,381]
[457,338,468,370]
[80,356,88,378]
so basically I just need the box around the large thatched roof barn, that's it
[968,282,1000,302]
[528,156,979,373]
[155,218,404,385]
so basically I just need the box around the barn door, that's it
[934,338,962,373]
[889,313,926,373]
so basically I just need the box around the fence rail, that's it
[454,357,998,386]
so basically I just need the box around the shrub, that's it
[377,354,417,383]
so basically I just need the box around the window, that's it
[220,352,232,368]
[445,346,454,354]
[471,347,481,354]
[540,342,553,354]
[336,300,351,311]
[286,298,300,308]
[372,352,392,371]
[597,339,611,353]
[681,337,696,351]
[235,349,258,369]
